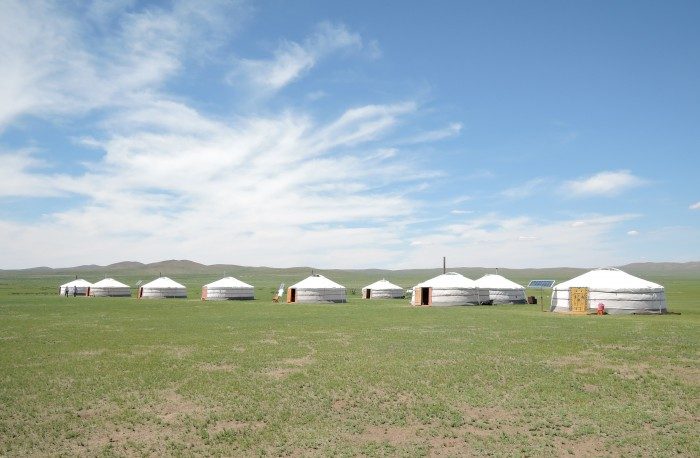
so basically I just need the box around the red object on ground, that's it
[597,303,605,315]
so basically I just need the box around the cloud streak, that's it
[561,170,646,197]
[230,21,364,92]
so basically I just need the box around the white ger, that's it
[138,277,187,299]
[201,276,254,301]
[287,274,346,303]
[89,278,131,297]
[411,272,489,306]
[475,274,526,304]
[550,268,666,314]
[59,279,92,296]
[362,279,404,299]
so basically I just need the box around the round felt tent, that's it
[59,279,92,296]
[361,279,404,299]
[411,272,490,306]
[201,276,254,301]
[89,278,131,297]
[287,274,346,303]
[550,268,666,314]
[475,274,526,304]
[138,277,187,299]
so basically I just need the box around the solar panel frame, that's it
[527,280,556,288]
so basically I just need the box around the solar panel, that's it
[527,280,556,288]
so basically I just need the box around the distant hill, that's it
[1,259,698,286]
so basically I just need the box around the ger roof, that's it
[92,278,130,288]
[290,274,345,289]
[204,276,253,288]
[60,279,92,287]
[415,272,479,288]
[142,276,186,289]
[554,268,663,292]
[363,279,403,290]
[475,274,524,290]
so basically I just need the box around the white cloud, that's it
[401,122,462,144]
[690,202,700,210]
[627,230,639,236]
[0,149,76,197]
[562,170,646,197]
[0,96,430,268]
[0,0,241,130]
[231,21,363,91]
[500,178,546,199]
[394,213,641,269]
[450,210,473,215]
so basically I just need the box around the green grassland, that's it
[0,267,698,456]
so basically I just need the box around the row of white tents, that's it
[59,267,667,314]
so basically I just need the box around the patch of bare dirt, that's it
[428,436,479,456]
[198,362,236,372]
[72,349,105,357]
[662,365,700,385]
[147,388,205,423]
[332,399,349,411]
[76,400,117,420]
[457,405,521,437]
[162,345,194,359]
[128,344,194,359]
[259,338,279,345]
[282,354,314,367]
[582,384,599,393]
[360,425,418,445]
[209,419,265,434]
[78,421,200,455]
[264,367,301,380]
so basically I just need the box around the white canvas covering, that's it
[89,278,131,297]
[59,279,92,295]
[139,277,187,299]
[551,268,666,314]
[362,279,404,299]
[475,274,526,304]
[202,276,254,300]
[411,272,490,306]
[288,274,346,303]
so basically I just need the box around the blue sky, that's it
[0,0,698,269]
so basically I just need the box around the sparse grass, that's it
[0,273,698,456]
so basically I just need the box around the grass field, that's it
[0,271,698,456]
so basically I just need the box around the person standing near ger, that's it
[73,286,77,297]
[64,286,69,297]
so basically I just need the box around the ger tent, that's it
[475,274,526,304]
[59,279,92,296]
[411,272,489,306]
[287,274,346,303]
[89,278,131,297]
[201,277,254,301]
[138,277,187,299]
[550,268,666,314]
[362,279,404,299]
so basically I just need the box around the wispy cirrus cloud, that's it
[229,21,365,92]
[401,122,462,144]
[561,170,646,197]
[500,178,546,199]
[689,201,700,210]
[0,0,243,129]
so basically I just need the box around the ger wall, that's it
[203,287,254,300]
[294,288,346,303]
[550,289,666,314]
